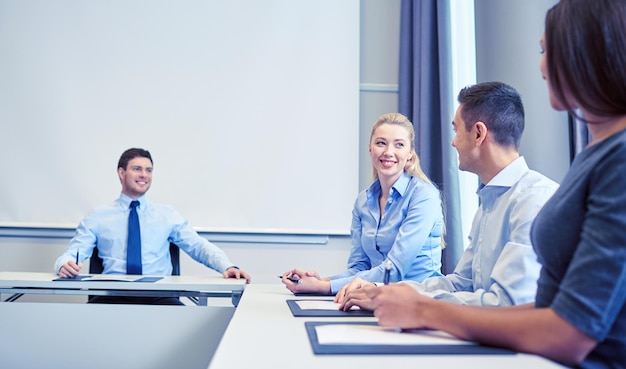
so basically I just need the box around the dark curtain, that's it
[398,0,463,274]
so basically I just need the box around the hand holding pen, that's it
[278,275,301,284]
[280,269,332,294]
[58,250,82,279]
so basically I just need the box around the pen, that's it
[278,275,301,284]
[76,250,79,265]
[383,259,392,285]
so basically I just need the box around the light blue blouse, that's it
[54,193,235,275]
[329,172,444,293]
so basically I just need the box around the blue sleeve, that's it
[170,210,235,273]
[329,199,371,282]
[54,216,98,274]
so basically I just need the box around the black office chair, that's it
[88,243,181,303]
[89,242,180,275]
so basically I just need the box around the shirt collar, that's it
[118,193,147,209]
[367,171,412,199]
[391,171,411,197]
[476,157,529,210]
[483,156,529,188]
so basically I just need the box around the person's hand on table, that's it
[367,282,430,328]
[224,267,251,283]
[338,281,378,311]
[334,277,376,304]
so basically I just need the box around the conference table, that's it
[0,271,246,306]
[209,284,566,369]
[0,271,247,369]
[0,274,567,369]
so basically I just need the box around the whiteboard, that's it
[0,0,360,235]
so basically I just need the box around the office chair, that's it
[89,242,180,275]
[88,243,181,302]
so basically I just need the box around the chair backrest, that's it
[89,243,180,276]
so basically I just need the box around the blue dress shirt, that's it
[55,194,235,275]
[329,172,444,293]
[405,157,558,306]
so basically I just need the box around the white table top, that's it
[208,284,566,369]
[0,271,246,292]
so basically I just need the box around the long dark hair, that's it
[545,0,626,121]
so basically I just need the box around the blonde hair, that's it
[370,113,432,185]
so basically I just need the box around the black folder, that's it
[286,299,374,317]
[305,321,515,355]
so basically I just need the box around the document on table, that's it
[82,275,145,282]
[315,323,469,345]
[286,299,374,317]
[295,300,360,311]
[53,275,163,282]
[305,321,514,355]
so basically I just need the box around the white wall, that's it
[475,0,568,183]
[0,0,360,235]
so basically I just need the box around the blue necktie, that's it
[127,200,142,275]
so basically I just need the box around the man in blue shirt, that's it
[338,81,558,308]
[55,148,250,304]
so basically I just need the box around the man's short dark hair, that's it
[457,81,525,149]
[117,148,152,170]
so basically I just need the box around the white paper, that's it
[315,324,475,345]
[295,300,360,311]
[83,275,141,282]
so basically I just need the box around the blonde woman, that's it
[282,113,444,295]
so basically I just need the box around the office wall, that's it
[0,0,359,235]
[475,0,568,183]
[0,1,571,290]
